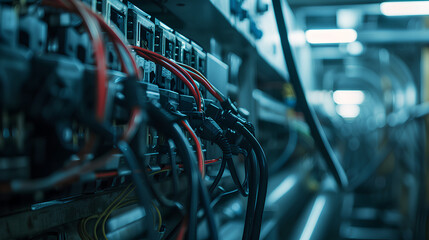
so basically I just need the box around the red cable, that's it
[46,1,142,163]
[132,46,200,97]
[133,49,201,111]
[45,0,108,121]
[94,158,221,179]
[132,46,202,111]
[176,216,188,240]
[79,4,147,133]
[160,158,220,170]
[133,48,201,110]
[77,3,143,141]
[80,5,140,78]
[186,71,224,102]
[95,171,118,178]
[121,107,142,141]
[79,5,144,144]
[70,0,107,121]
[180,120,205,177]
[177,62,224,101]
[203,158,221,165]
[43,0,108,164]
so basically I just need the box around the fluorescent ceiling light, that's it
[305,29,357,44]
[298,196,327,240]
[266,176,297,205]
[333,90,365,105]
[380,1,429,16]
[336,104,360,119]
[347,41,364,56]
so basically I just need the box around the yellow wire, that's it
[149,169,170,176]
[176,62,207,81]
[100,200,162,238]
[78,218,87,240]
[99,198,163,239]
[101,199,139,239]
[91,171,167,239]
[93,184,134,240]
[152,203,162,232]
[82,215,98,240]
[98,186,135,239]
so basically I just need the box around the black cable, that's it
[168,139,180,197]
[143,165,184,209]
[147,103,218,240]
[117,141,156,240]
[170,122,218,240]
[195,117,248,196]
[242,151,258,240]
[213,135,248,196]
[197,170,219,240]
[208,156,227,193]
[210,188,239,208]
[272,0,348,189]
[235,122,267,240]
[181,119,219,240]
[146,103,199,240]
[415,118,427,240]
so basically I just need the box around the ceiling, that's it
[288,0,385,8]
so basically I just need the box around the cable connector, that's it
[220,98,239,115]
[198,117,223,142]
[187,111,205,129]
[147,102,185,128]
[207,102,255,134]
[117,76,145,109]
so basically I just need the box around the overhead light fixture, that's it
[336,104,361,119]
[266,176,297,205]
[333,90,365,105]
[346,41,364,56]
[298,196,327,240]
[380,1,429,16]
[305,29,357,44]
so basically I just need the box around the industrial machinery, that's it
[0,0,270,239]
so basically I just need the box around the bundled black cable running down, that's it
[168,139,180,197]
[212,135,248,196]
[117,141,156,240]
[242,151,258,240]
[120,79,184,210]
[208,151,227,193]
[272,0,348,189]
[170,124,218,240]
[235,122,268,240]
[197,171,219,240]
[146,104,199,240]
[146,103,218,240]
[205,103,266,239]
[143,160,184,209]
[194,117,248,196]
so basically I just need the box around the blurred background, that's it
[262,0,428,239]
[152,0,429,239]
[199,0,429,239]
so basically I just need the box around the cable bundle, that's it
[0,1,269,239]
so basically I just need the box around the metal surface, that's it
[0,188,126,239]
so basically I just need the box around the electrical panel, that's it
[0,0,268,239]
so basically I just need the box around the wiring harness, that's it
[0,1,269,240]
